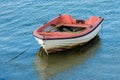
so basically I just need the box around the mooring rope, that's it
[5,43,34,64]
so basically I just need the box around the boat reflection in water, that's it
[34,35,101,80]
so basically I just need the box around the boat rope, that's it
[5,43,34,64]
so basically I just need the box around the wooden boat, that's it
[33,14,103,54]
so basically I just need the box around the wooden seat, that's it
[63,23,91,28]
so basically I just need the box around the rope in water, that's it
[5,43,34,64]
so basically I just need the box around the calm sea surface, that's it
[0,0,120,80]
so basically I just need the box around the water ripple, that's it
[0,0,120,80]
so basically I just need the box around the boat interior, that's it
[42,14,101,31]
[34,14,103,39]
[44,15,92,33]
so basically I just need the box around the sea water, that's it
[0,0,120,80]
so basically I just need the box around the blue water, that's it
[0,0,120,80]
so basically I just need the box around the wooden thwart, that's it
[49,23,64,32]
